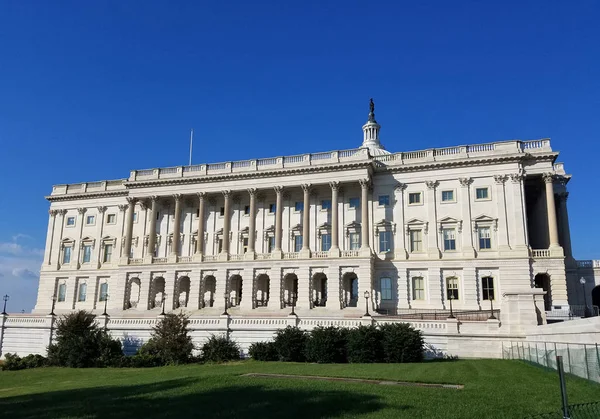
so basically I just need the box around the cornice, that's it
[46,190,129,203]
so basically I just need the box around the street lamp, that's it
[289,291,297,316]
[364,290,371,317]
[580,277,591,318]
[488,295,497,320]
[2,294,9,315]
[447,293,456,319]
[160,293,167,316]
[101,293,110,316]
[49,294,57,316]
[222,292,229,316]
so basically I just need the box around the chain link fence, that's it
[502,341,600,383]
[524,401,600,418]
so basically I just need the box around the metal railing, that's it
[503,341,600,383]
[546,305,599,321]
[525,401,600,418]
[378,308,500,321]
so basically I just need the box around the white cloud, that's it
[11,268,39,280]
[12,233,33,242]
[0,241,44,257]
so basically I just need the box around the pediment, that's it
[438,216,460,224]
[345,221,361,229]
[374,219,393,227]
[472,214,496,222]
[406,218,426,225]
[290,223,302,231]
[317,222,331,230]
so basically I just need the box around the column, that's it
[394,183,407,259]
[123,197,137,262]
[246,188,257,260]
[493,175,511,253]
[557,191,573,259]
[459,178,476,257]
[96,206,107,267]
[75,208,87,268]
[220,190,231,260]
[425,181,440,258]
[118,204,128,257]
[300,184,311,258]
[543,173,561,249]
[45,210,58,266]
[195,192,206,260]
[508,173,528,251]
[144,196,158,263]
[359,179,371,256]
[329,182,340,257]
[170,194,182,260]
[56,209,67,269]
[273,186,284,258]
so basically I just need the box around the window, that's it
[66,217,75,226]
[267,236,275,253]
[294,202,304,212]
[412,277,425,300]
[103,244,113,263]
[86,215,95,225]
[78,283,87,302]
[57,284,66,302]
[321,200,331,210]
[106,214,116,224]
[269,203,276,213]
[156,211,160,220]
[475,187,489,200]
[218,238,223,253]
[133,212,138,223]
[294,235,303,252]
[196,208,200,217]
[349,233,360,250]
[63,246,72,264]
[349,197,360,209]
[244,205,250,215]
[447,277,459,300]
[443,228,456,251]
[379,231,392,253]
[409,230,422,252]
[82,245,92,263]
[99,283,108,302]
[441,190,454,202]
[219,207,225,216]
[479,227,491,249]
[482,276,494,300]
[321,234,331,251]
[243,237,249,253]
[380,278,392,300]
[378,195,390,206]
[408,192,421,205]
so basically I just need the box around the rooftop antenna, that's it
[189,128,194,166]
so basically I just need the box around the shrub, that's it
[47,311,123,368]
[248,341,278,361]
[201,335,240,362]
[126,353,164,368]
[1,353,48,371]
[138,313,194,365]
[1,353,25,371]
[346,325,384,363]
[380,323,424,363]
[305,326,348,363]
[20,354,49,369]
[273,326,308,362]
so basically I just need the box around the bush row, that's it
[249,324,424,364]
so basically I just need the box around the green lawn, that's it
[0,360,598,418]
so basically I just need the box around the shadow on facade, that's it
[0,377,394,419]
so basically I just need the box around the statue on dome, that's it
[369,98,375,114]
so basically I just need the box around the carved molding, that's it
[542,172,555,184]
[509,173,524,183]
[458,177,472,187]
[493,175,508,184]
[77,207,87,214]
[425,180,439,190]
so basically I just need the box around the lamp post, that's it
[488,296,497,320]
[160,293,167,316]
[289,291,297,316]
[580,277,591,318]
[447,293,456,319]
[49,295,57,316]
[1,294,9,315]
[363,290,371,317]
[101,293,110,316]
[222,292,229,316]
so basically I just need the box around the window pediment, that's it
[374,219,395,233]
[472,214,498,231]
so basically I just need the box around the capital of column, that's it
[425,180,439,190]
[557,191,569,202]
[493,175,508,185]
[274,186,284,195]
[301,183,312,193]
[172,194,182,202]
[542,173,555,184]
[329,181,340,191]
[247,188,257,196]
[458,177,472,187]
[58,209,68,216]
[358,178,370,189]
[118,204,128,212]
[394,182,407,192]
[97,206,107,213]
[509,173,524,183]
[138,201,148,211]
[222,190,232,198]
[197,192,206,200]
[77,207,87,215]
[126,197,137,205]
[49,209,58,217]
[150,195,159,202]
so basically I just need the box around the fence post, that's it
[584,344,590,380]
[501,341,504,359]
[567,344,572,374]
[536,342,540,364]
[556,356,570,419]
[596,343,600,380]
[545,342,550,367]
[528,342,531,362]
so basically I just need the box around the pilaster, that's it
[394,183,408,259]
[493,175,511,253]
[459,178,476,257]
[425,181,440,258]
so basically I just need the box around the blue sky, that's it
[0,1,599,311]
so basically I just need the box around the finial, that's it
[368,98,376,122]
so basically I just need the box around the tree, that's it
[139,313,194,365]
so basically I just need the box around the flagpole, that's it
[189,129,194,166]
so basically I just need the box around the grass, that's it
[0,360,598,418]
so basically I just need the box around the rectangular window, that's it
[86,215,95,225]
[295,201,304,212]
[107,214,116,224]
[409,230,422,252]
[57,284,66,302]
[349,233,360,250]
[78,283,87,302]
[294,235,303,252]
[482,277,495,300]
[66,217,75,226]
[380,277,392,300]
[443,228,456,251]
[447,277,459,300]
[133,212,138,223]
[82,245,92,263]
[379,231,392,252]
[321,234,331,251]
[378,195,390,206]
[156,211,160,220]
[408,192,421,205]
[219,207,225,216]
[103,244,113,263]
[321,200,331,210]
[412,277,425,300]
[63,246,71,264]
[441,190,454,202]
[267,236,275,253]
[244,205,250,215]
[243,237,249,253]
[99,283,108,302]
[269,203,276,213]
[479,227,492,249]
[476,187,489,200]
[349,198,360,209]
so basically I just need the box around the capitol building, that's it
[3,101,596,359]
